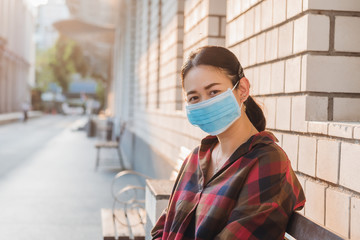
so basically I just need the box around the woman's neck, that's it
[216,110,259,158]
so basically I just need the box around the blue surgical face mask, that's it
[185,81,242,136]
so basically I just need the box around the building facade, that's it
[0,0,35,113]
[112,0,360,238]
[36,0,69,51]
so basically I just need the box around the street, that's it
[0,115,78,177]
[0,115,124,240]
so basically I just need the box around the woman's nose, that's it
[200,94,211,102]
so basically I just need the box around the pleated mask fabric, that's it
[186,82,241,135]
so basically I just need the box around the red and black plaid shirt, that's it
[151,131,305,240]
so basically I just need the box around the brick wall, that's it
[183,0,226,61]
[122,0,228,176]
[226,0,360,238]
[159,0,184,111]
[113,0,360,238]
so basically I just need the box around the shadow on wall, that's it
[120,128,174,179]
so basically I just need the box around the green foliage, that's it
[35,36,89,93]
[35,35,108,111]
[96,80,106,109]
[36,47,56,91]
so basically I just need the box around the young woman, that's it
[151,46,305,240]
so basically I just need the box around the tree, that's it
[35,35,108,111]
[36,35,89,93]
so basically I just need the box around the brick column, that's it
[147,0,161,110]
[137,0,150,111]
[159,0,185,111]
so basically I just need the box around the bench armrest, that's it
[113,185,145,206]
[111,170,152,199]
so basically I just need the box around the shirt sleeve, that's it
[150,149,196,239]
[151,208,167,240]
[215,145,305,240]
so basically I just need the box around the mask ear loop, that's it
[236,67,247,111]
[232,80,240,90]
[232,80,246,111]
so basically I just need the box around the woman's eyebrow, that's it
[186,83,221,96]
[204,83,221,90]
[186,90,197,96]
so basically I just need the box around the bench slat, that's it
[138,208,146,225]
[286,212,345,240]
[101,209,116,240]
[114,209,130,240]
[95,142,118,148]
[127,208,146,240]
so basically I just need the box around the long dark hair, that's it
[181,46,266,132]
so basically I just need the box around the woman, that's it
[151,46,305,240]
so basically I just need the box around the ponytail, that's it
[244,96,266,132]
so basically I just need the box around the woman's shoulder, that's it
[254,139,288,161]
[248,132,290,168]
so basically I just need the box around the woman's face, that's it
[183,65,240,105]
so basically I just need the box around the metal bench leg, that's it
[96,148,100,171]
[117,147,125,170]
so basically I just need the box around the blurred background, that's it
[0,0,108,116]
[0,0,360,239]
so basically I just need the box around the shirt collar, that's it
[198,130,279,165]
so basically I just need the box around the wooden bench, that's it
[101,146,190,240]
[101,208,146,240]
[95,122,126,170]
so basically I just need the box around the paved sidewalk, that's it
[0,116,139,240]
[0,111,43,125]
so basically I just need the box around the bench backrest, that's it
[170,146,191,181]
[115,121,127,142]
[285,212,345,240]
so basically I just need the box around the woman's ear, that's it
[236,77,250,102]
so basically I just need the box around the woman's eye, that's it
[188,96,198,103]
[210,90,220,96]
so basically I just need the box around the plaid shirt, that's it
[151,131,305,240]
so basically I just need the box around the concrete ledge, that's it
[145,179,173,240]
[0,111,43,125]
[146,179,175,200]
